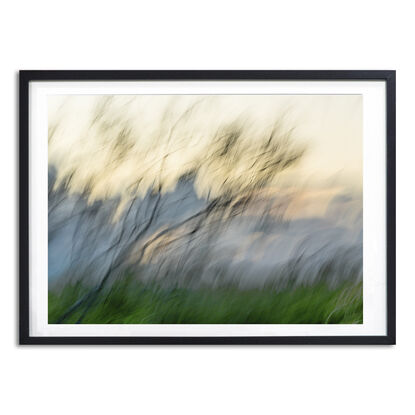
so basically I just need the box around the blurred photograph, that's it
[48,94,363,324]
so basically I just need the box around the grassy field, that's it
[49,277,363,324]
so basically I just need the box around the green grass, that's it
[48,277,363,324]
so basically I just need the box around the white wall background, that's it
[0,1,412,414]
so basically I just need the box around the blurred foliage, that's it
[49,276,362,324]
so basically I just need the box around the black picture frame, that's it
[19,70,396,345]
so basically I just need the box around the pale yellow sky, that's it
[48,94,362,217]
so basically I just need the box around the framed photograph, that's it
[19,70,395,345]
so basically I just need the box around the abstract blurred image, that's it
[48,95,363,324]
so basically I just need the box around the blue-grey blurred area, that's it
[48,167,362,289]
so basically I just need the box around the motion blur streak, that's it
[48,95,363,324]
